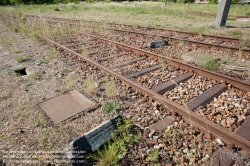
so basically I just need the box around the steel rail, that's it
[4,19,250,154]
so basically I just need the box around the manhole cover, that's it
[38,90,98,124]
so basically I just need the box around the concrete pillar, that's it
[215,0,232,27]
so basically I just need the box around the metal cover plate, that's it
[38,90,97,124]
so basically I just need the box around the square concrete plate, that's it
[38,90,97,124]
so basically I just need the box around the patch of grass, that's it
[54,7,60,11]
[8,70,20,77]
[87,118,140,166]
[241,39,250,48]
[228,17,236,21]
[85,77,97,94]
[48,46,58,59]
[194,53,220,71]
[31,71,42,80]
[14,49,22,54]
[17,56,29,63]
[81,47,89,57]
[230,30,243,38]
[246,12,250,16]
[66,76,73,89]
[39,59,47,64]
[191,26,206,34]
[160,62,166,72]
[102,101,122,114]
[149,149,160,162]
[106,80,116,96]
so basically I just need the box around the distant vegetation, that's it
[0,0,80,5]
[167,0,195,3]
[0,0,243,5]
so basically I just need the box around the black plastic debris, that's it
[147,40,168,48]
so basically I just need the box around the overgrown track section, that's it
[3,16,250,162]
[24,14,250,53]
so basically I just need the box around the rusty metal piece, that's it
[186,84,227,111]
[236,117,250,141]
[97,52,129,62]
[150,116,175,131]
[38,90,97,124]
[112,56,147,68]
[127,64,162,78]
[152,73,193,95]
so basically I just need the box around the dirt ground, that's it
[0,22,119,165]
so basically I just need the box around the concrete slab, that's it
[38,90,97,124]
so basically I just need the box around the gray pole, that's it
[215,0,232,27]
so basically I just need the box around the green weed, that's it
[81,47,89,57]
[102,101,122,114]
[87,119,140,166]
[230,30,243,38]
[14,49,22,54]
[38,59,47,65]
[106,80,116,96]
[31,71,42,80]
[85,77,97,94]
[17,56,29,63]
[48,46,58,59]
[149,149,160,161]
[191,26,206,34]
[194,53,220,71]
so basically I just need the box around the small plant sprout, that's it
[149,149,160,161]
[17,56,29,63]
[48,46,58,59]
[160,62,166,72]
[66,76,73,89]
[102,101,122,114]
[85,77,97,94]
[37,59,47,65]
[14,49,22,54]
[31,71,42,80]
[81,47,88,57]
[106,80,116,97]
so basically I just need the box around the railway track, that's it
[18,14,250,82]
[23,14,250,53]
[2,15,250,165]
